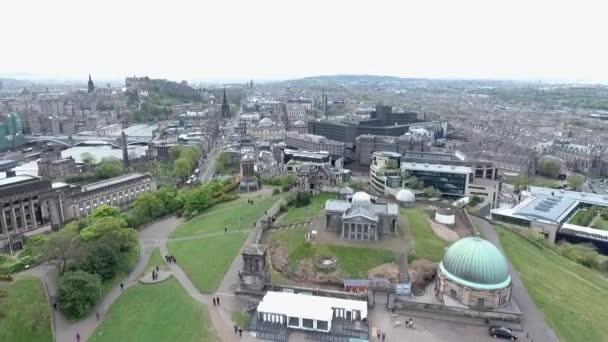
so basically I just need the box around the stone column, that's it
[10,204,18,232]
[30,200,37,229]
[0,210,7,236]
[374,224,378,240]
[20,201,27,231]
[341,223,345,239]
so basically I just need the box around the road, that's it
[471,216,560,342]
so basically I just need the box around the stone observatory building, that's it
[434,237,512,309]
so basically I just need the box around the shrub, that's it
[272,188,281,195]
[556,242,601,270]
[57,270,102,319]
[294,192,311,208]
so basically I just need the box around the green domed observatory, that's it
[435,237,513,309]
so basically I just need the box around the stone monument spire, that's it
[88,74,95,93]
[121,131,129,168]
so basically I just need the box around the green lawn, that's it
[281,192,337,225]
[271,228,395,278]
[172,197,277,238]
[592,217,608,231]
[497,227,608,342]
[0,276,53,342]
[147,247,167,271]
[100,247,139,297]
[403,208,448,262]
[231,311,251,330]
[89,278,219,342]
[168,232,248,293]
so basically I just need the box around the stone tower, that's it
[121,131,130,168]
[238,244,270,291]
[221,88,230,118]
[88,74,95,94]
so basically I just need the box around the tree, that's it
[80,216,137,252]
[423,187,442,198]
[81,152,96,165]
[80,242,119,280]
[34,226,84,274]
[57,270,101,319]
[96,157,124,179]
[134,193,164,218]
[514,175,530,193]
[567,175,584,191]
[540,160,561,178]
[169,145,182,161]
[181,146,201,165]
[173,157,192,179]
[90,205,121,219]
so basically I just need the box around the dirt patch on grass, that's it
[427,218,459,242]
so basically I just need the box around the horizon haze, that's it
[2,0,608,84]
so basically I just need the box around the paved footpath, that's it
[471,216,559,342]
[23,216,184,342]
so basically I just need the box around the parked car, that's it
[489,326,517,340]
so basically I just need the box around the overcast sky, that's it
[2,0,607,83]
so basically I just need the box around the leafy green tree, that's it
[96,157,124,179]
[80,242,119,280]
[424,187,442,198]
[514,175,530,193]
[34,226,84,273]
[567,175,584,191]
[90,205,121,219]
[173,157,192,179]
[81,152,96,165]
[57,270,101,319]
[134,193,164,218]
[80,216,137,252]
[540,160,561,178]
[169,145,182,161]
[181,146,201,165]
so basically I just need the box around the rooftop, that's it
[401,162,473,174]
[256,291,367,323]
[0,174,39,187]
[81,173,149,192]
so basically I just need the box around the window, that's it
[450,289,457,298]
[316,320,329,331]
[477,298,485,307]
[302,318,314,329]
[288,316,299,327]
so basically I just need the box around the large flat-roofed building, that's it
[401,163,473,197]
[285,132,345,156]
[61,173,156,221]
[0,175,61,252]
[402,151,498,180]
[357,134,431,165]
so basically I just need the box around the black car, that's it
[489,326,518,340]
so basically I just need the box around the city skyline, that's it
[2,0,608,83]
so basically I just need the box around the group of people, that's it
[376,329,386,341]
[212,296,221,306]
[151,266,161,280]
[247,199,255,205]
[233,325,243,337]
[165,255,177,263]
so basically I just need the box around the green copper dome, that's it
[439,237,511,290]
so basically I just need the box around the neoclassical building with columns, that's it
[324,192,398,241]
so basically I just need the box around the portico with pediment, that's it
[325,191,398,241]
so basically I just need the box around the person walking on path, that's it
[76,333,81,342]
[216,296,220,306]
[238,327,242,337]
[234,325,238,334]
[96,312,100,321]
[377,329,381,339]
[213,298,216,306]
[120,282,124,291]
[381,332,386,341]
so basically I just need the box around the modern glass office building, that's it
[401,162,473,196]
